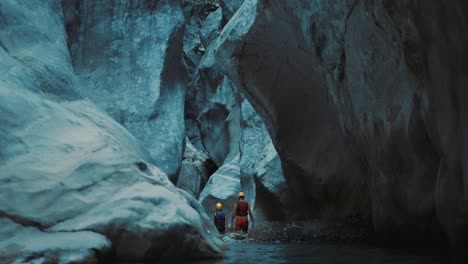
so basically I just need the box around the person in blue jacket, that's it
[213,202,227,234]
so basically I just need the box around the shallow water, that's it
[191,241,445,264]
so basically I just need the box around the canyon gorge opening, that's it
[1,0,467,263]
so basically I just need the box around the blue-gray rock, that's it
[63,0,187,181]
[198,76,241,166]
[198,155,255,226]
[0,0,226,261]
[219,0,245,21]
[200,8,223,48]
[240,99,288,221]
[177,138,215,198]
[213,0,468,245]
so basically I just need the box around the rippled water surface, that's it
[190,241,445,264]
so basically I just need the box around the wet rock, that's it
[62,0,187,181]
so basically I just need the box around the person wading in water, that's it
[213,202,227,234]
[231,192,254,233]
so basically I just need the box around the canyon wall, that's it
[214,0,468,245]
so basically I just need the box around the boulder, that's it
[50,182,225,260]
[62,0,187,181]
[0,87,225,262]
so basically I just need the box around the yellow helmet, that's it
[238,192,245,198]
[215,202,223,210]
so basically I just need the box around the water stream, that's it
[191,241,445,264]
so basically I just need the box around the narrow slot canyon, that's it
[1,0,467,263]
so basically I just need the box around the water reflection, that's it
[190,241,444,264]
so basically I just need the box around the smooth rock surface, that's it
[213,0,468,245]
[0,218,110,264]
[63,0,187,181]
[182,3,288,222]
[198,77,241,166]
[0,0,225,261]
[240,99,288,221]
[0,87,225,261]
[0,0,79,100]
[199,155,255,224]
[212,0,379,222]
[5,0,466,257]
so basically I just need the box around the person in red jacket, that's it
[231,192,254,233]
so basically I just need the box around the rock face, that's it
[199,156,243,217]
[181,0,288,222]
[0,0,225,262]
[0,218,110,263]
[214,0,468,245]
[198,155,255,225]
[410,0,468,248]
[182,0,221,152]
[0,85,225,262]
[240,100,288,221]
[5,0,466,257]
[177,138,217,198]
[200,7,223,48]
[215,0,367,222]
[198,76,242,166]
[219,0,244,21]
[62,0,187,181]
[0,0,79,100]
